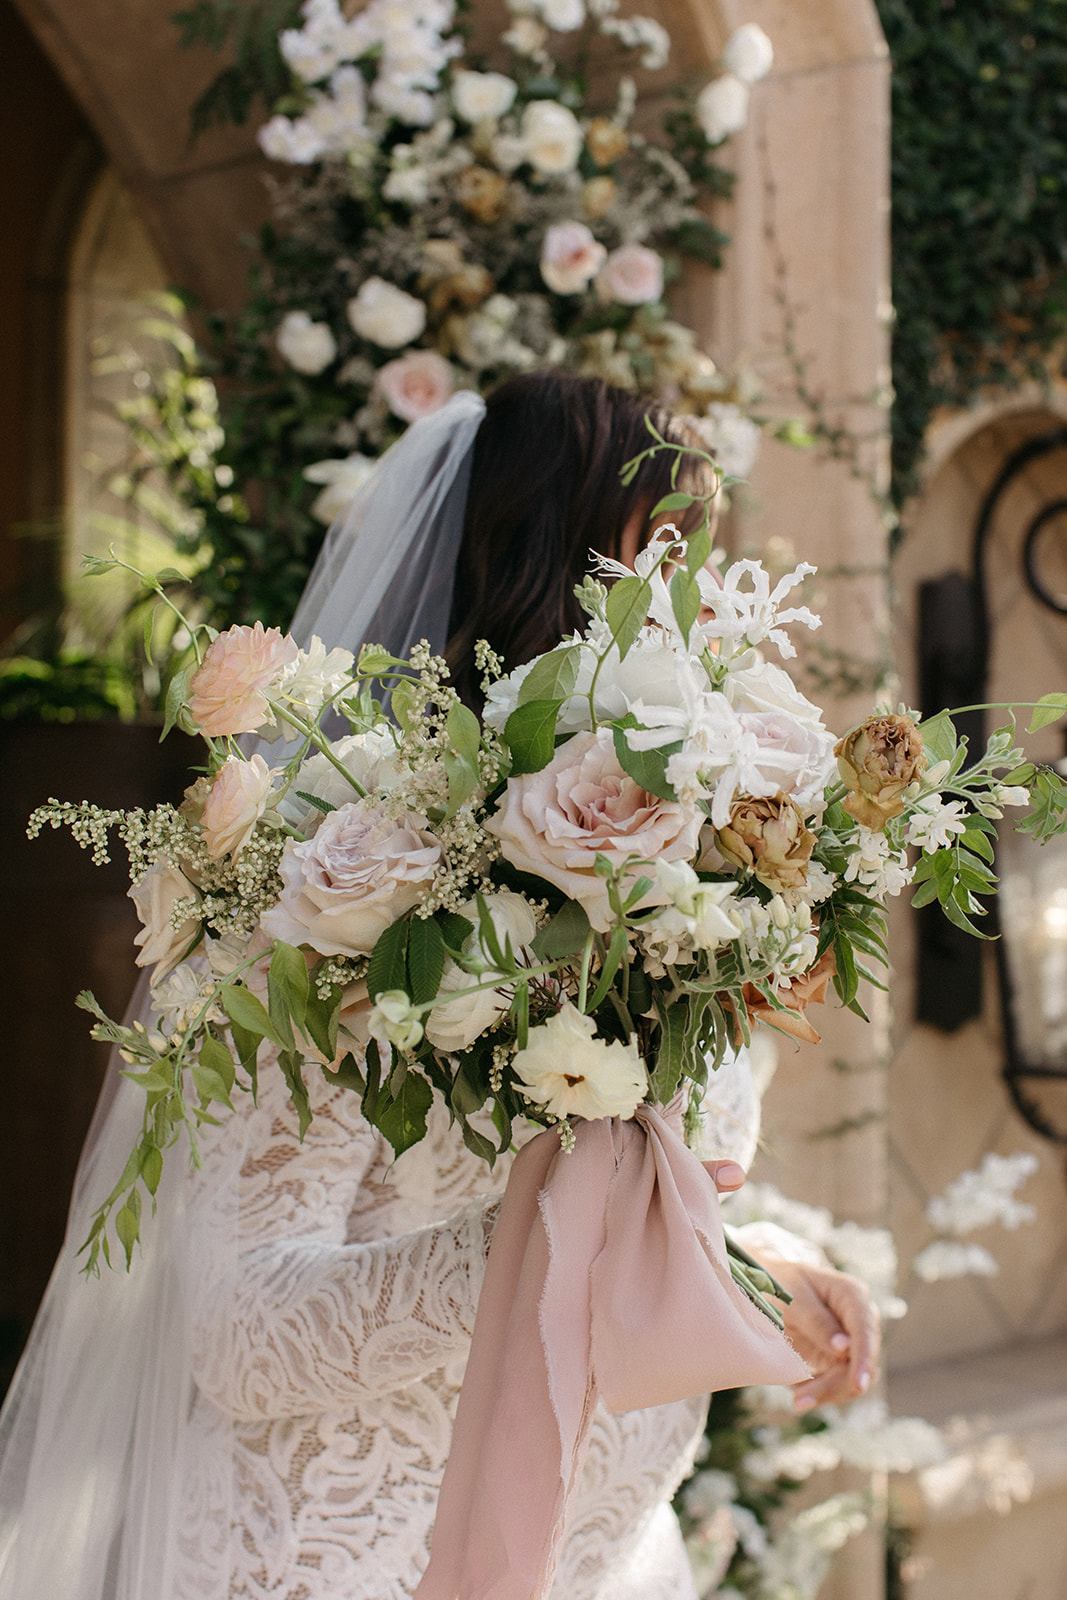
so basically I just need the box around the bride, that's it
[0,372,879,1600]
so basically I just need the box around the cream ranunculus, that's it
[695,73,750,143]
[424,890,540,1052]
[260,800,442,957]
[375,349,455,421]
[129,858,201,977]
[346,277,427,348]
[200,755,277,861]
[452,68,518,123]
[485,727,704,931]
[276,310,338,374]
[539,221,607,295]
[521,99,583,175]
[188,622,299,738]
[512,1004,647,1121]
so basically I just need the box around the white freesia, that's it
[695,74,750,143]
[521,100,584,174]
[512,1004,647,1120]
[722,22,774,84]
[452,68,517,122]
[347,277,427,347]
[129,860,201,977]
[304,452,378,524]
[903,794,968,852]
[150,965,223,1035]
[276,311,338,375]
[425,890,540,1051]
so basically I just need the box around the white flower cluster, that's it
[743,1398,945,1482]
[911,1151,1039,1281]
[843,825,913,898]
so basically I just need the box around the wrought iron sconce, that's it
[918,425,1067,1143]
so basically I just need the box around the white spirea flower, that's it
[452,68,518,122]
[925,1151,1039,1235]
[913,1239,1000,1281]
[304,452,378,524]
[346,276,427,347]
[695,73,750,143]
[521,99,584,174]
[512,1004,647,1121]
[722,22,774,84]
[903,795,968,852]
[843,826,913,898]
[276,311,337,375]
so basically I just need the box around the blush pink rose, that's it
[260,799,442,957]
[485,727,704,931]
[539,221,607,295]
[200,754,276,861]
[188,622,299,738]
[595,243,665,306]
[376,349,455,422]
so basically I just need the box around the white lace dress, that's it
[176,1052,762,1600]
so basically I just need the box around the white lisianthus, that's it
[129,859,202,977]
[276,311,337,375]
[425,890,540,1051]
[722,22,774,84]
[695,74,750,143]
[346,277,427,348]
[304,452,378,524]
[369,989,424,1054]
[521,99,584,174]
[452,68,518,123]
[512,1004,647,1121]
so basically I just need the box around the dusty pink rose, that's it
[376,349,455,422]
[260,799,442,957]
[594,243,664,306]
[188,622,299,738]
[200,754,276,861]
[485,727,704,931]
[539,221,607,294]
[129,858,201,977]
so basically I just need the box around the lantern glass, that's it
[997,824,1067,1070]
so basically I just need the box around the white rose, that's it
[261,800,442,957]
[304,452,378,524]
[521,100,583,175]
[347,277,427,348]
[540,221,607,294]
[724,660,837,811]
[276,311,337,375]
[512,1004,647,1121]
[540,0,585,30]
[452,69,518,123]
[375,349,455,422]
[695,74,750,143]
[278,728,403,833]
[722,23,774,85]
[129,859,201,977]
[277,637,356,720]
[425,890,539,1052]
[594,243,664,306]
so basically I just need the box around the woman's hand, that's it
[755,1255,881,1413]
[705,1160,746,1194]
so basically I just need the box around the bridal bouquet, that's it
[30,440,1067,1281]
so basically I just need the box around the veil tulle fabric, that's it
[0,391,487,1600]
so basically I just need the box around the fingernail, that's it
[830,1333,851,1353]
[857,1368,871,1392]
[718,1162,743,1185]
[795,1394,817,1412]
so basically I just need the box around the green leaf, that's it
[611,722,679,802]
[650,997,686,1105]
[516,646,582,705]
[583,923,629,1013]
[115,1202,141,1269]
[390,676,419,732]
[278,1048,312,1138]
[321,1050,367,1094]
[367,917,410,1002]
[200,1029,236,1099]
[605,574,652,659]
[229,1019,261,1098]
[446,700,482,765]
[1029,693,1067,733]
[451,1055,486,1117]
[161,663,194,742]
[220,985,286,1050]
[437,910,475,953]
[920,709,958,765]
[303,985,341,1064]
[685,524,713,575]
[407,915,445,1007]
[461,1120,497,1166]
[650,491,696,516]
[669,568,701,644]
[296,790,336,816]
[377,1070,433,1157]
[531,898,591,960]
[504,698,563,776]
[269,940,309,1044]
[140,1145,163,1197]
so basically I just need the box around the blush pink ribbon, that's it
[414,1103,810,1600]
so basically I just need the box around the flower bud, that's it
[835,713,927,831]
[369,990,424,1053]
[715,793,815,892]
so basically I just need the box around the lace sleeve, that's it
[189,1065,495,1424]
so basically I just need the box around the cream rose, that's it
[486,727,704,931]
[276,310,337,374]
[129,859,201,977]
[260,800,442,957]
[346,277,427,348]
[376,349,455,421]
[425,890,540,1052]
[200,754,276,861]
[452,68,518,123]
[695,73,750,143]
[512,1004,646,1121]
[521,99,583,175]
[595,244,664,306]
[539,221,607,295]
[188,622,299,738]
[279,728,402,834]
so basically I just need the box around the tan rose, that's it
[583,176,617,220]
[586,117,629,167]
[715,793,815,892]
[129,858,201,977]
[835,713,926,831]
[426,263,495,317]
[456,166,511,224]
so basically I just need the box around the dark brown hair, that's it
[445,370,707,705]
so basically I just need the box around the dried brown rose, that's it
[583,175,617,220]
[734,949,837,1047]
[586,116,629,167]
[715,793,815,892]
[835,713,926,831]
[455,166,511,224]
